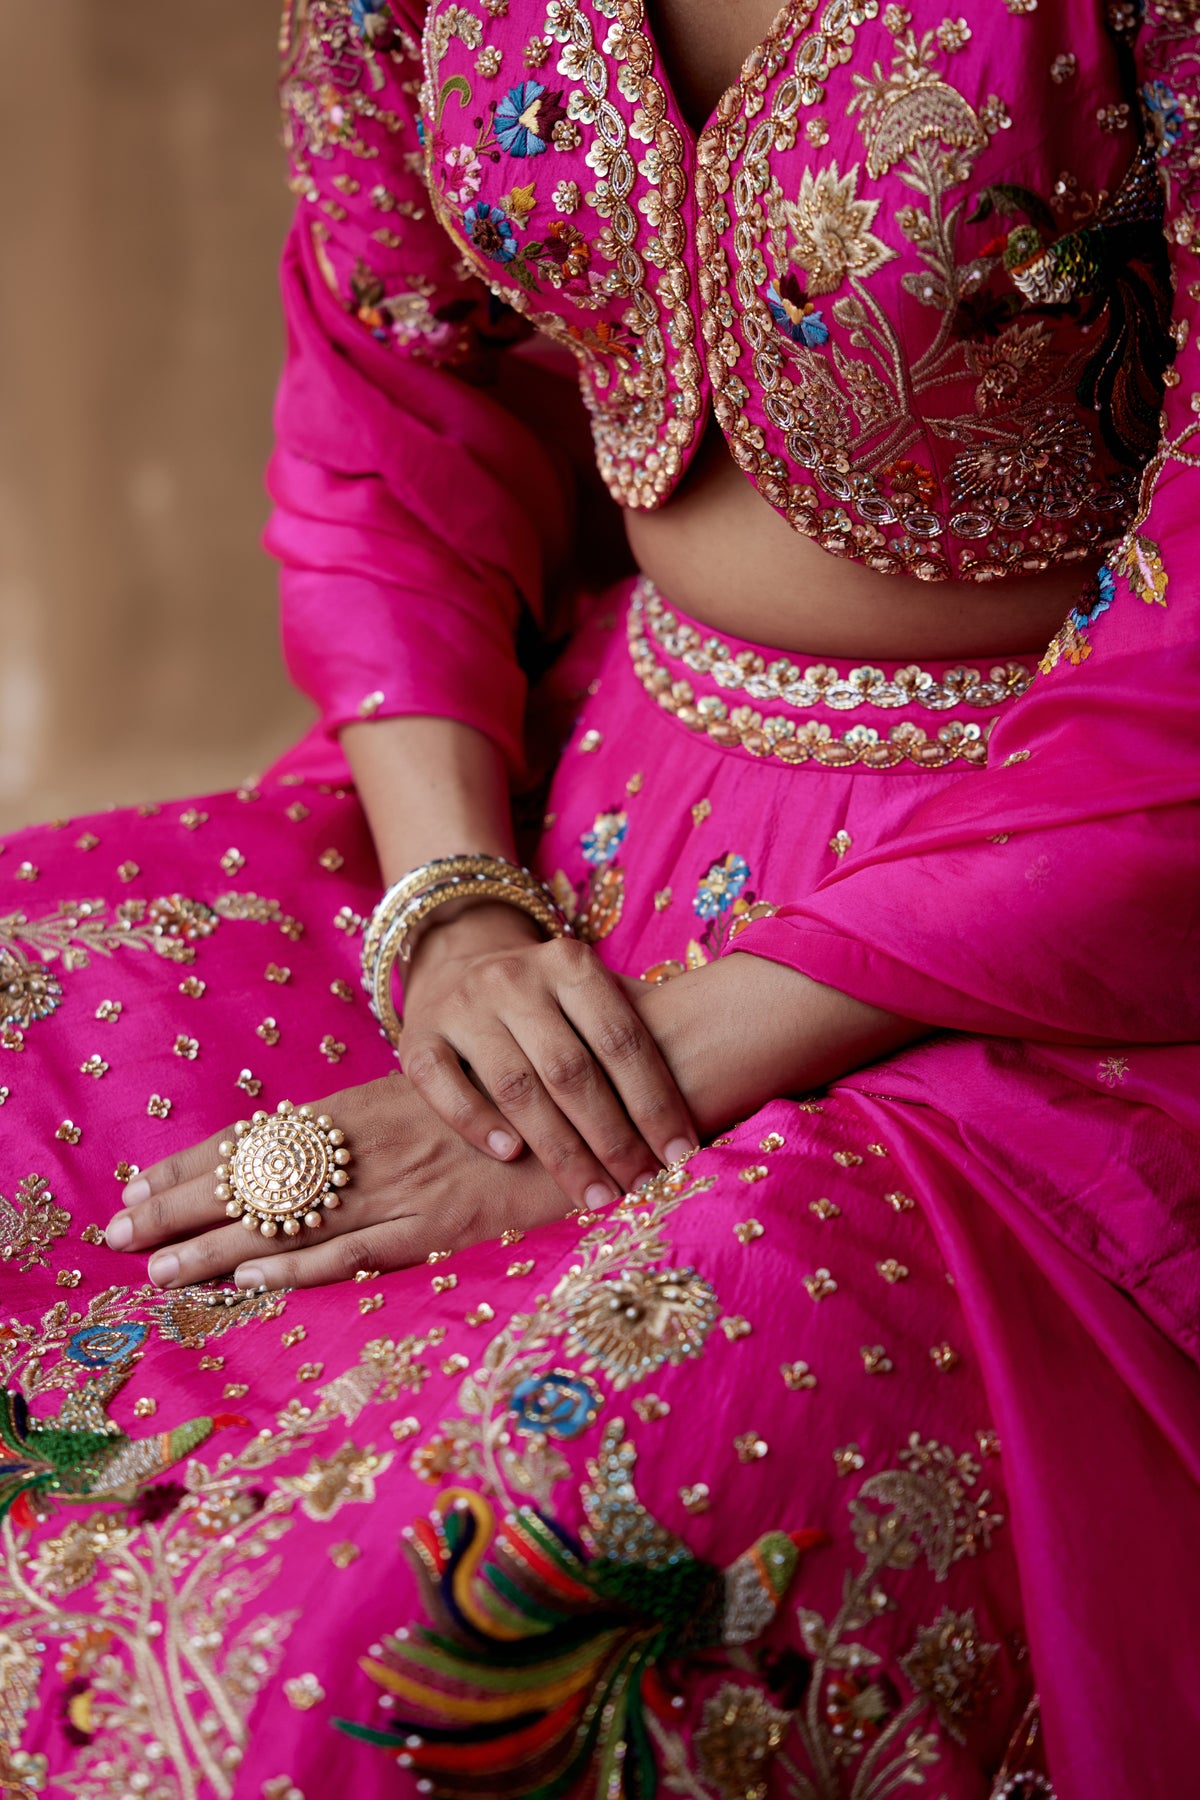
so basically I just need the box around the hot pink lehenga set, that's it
[2,3,1200,1797]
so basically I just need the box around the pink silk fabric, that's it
[1,0,1199,1795]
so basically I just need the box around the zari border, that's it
[637,577,1032,712]
[627,583,997,768]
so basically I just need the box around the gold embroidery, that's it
[0,1177,71,1272]
[637,578,1032,710]
[629,588,992,767]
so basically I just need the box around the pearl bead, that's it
[259,1219,278,1237]
[323,1193,341,1209]
[316,1115,333,1131]
[283,1218,301,1236]
[303,1210,322,1229]
[241,1214,258,1231]
[225,1201,242,1219]
[332,1170,349,1188]
[214,1183,231,1202]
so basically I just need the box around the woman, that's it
[1,1,1198,1794]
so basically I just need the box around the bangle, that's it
[361,855,571,1047]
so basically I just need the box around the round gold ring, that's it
[214,1100,351,1239]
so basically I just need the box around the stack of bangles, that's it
[361,853,573,1048]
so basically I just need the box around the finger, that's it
[401,1030,524,1161]
[556,956,696,1168]
[468,1026,622,1210]
[231,1217,433,1291]
[120,1121,231,1209]
[498,1004,658,1197]
[106,1167,227,1254]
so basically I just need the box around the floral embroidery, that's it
[630,594,994,769]
[580,806,628,865]
[493,76,567,153]
[782,161,896,293]
[695,852,751,920]
[0,1177,71,1273]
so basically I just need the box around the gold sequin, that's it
[759,1132,785,1153]
[781,1360,816,1390]
[79,1054,109,1079]
[860,1344,894,1374]
[319,849,345,872]
[720,1315,752,1341]
[809,1197,840,1221]
[431,1273,458,1293]
[465,1303,496,1327]
[172,1035,199,1060]
[506,1259,534,1277]
[739,1165,768,1184]
[132,1397,158,1418]
[734,1432,768,1462]
[803,1268,838,1301]
[885,1190,916,1212]
[930,1342,961,1371]
[691,798,712,826]
[179,809,209,830]
[237,1069,263,1098]
[220,849,246,876]
[329,1540,362,1568]
[679,1482,711,1513]
[358,1294,385,1314]
[147,1095,172,1119]
[264,963,291,984]
[877,1258,909,1283]
[390,1416,420,1442]
[834,1443,866,1477]
[733,1219,764,1243]
[55,1121,82,1145]
[94,1000,122,1023]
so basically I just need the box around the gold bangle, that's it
[361,856,559,1002]
[360,854,550,995]
[368,871,571,1046]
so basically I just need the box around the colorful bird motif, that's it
[0,1382,243,1531]
[339,1419,824,1797]
[971,143,1174,466]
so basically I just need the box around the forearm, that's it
[340,714,542,974]
[634,952,928,1137]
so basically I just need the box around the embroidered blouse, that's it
[267,0,1200,1052]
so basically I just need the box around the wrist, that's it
[403,899,543,998]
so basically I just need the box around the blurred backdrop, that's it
[0,0,311,834]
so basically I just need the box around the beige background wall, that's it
[0,0,311,835]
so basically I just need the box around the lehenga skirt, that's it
[0,575,1148,1799]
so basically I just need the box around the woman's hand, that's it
[396,902,696,1211]
[105,1071,573,1291]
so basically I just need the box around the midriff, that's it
[624,419,1092,662]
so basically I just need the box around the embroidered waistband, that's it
[627,578,1033,770]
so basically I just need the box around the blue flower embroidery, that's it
[1069,563,1115,633]
[766,275,829,347]
[510,1372,602,1439]
[463,202,519,264]
[581,810,628,867]
[694,854,751,920]
[1143,80,1184,155]
[66,1322,148,1368]
[493,81,567,157]
[349,0,395,47]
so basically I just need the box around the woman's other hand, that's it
[104,1072,576,1290]
[396,901,696,1210]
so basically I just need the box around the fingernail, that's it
[487,1129,520,1158]
[148,1251,179,1288]
[235,1265,266,1290]
[105,1213,133,1250]
[585,1181,615,1210]
[123,1177,150,1207]
[665,1137,696,1166]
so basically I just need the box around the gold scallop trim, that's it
[627,588,994,769]
[636,578,1033,712]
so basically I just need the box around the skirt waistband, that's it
[626,576,1034,771]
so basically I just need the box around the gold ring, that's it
[214,1100,351,1239]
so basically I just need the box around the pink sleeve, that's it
[265,2,575,774]
[727,6,1200,1047]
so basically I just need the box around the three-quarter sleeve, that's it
[265,1,576,774]
[726,6,1200,1046]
